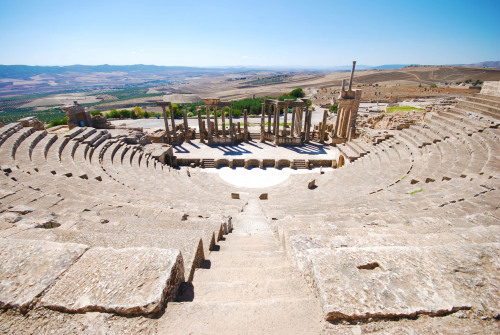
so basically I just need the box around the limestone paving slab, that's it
[304,243,500,321]
[0,238,89,311]
[41,247,184,315]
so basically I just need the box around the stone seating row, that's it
[0,124,247,318]
[256,94,500,321]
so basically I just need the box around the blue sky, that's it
[0,0,498,67]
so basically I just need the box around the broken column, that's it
[332,61,362,144]
[156,101,173,143]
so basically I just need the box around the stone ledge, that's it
[41,247,184,315]
[0,239,89,312]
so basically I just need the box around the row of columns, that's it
[260,99,311,144]
[201,99,235,143]
[157,101,177,144]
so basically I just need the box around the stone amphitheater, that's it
[0,82,499,334]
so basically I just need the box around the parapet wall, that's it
[480,81,500,97]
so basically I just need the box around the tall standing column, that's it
[274,106,280,144]
[283,106,288,136]
[260,103,266,143]
[305,107,311,143]
[268,107,272,133]
[197,108,204,143]
[290,107,296,138]
[182,110,189,143]
[161,106,171,141]
[169,105,176,142]
[206,107,212,140]
[244,109,249,142]
[333,108,342,138]
[213,107,219,137]
[320,109,328,144]
[221,107,226,136]
[229,105,234,140]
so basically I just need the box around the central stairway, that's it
[159,199,323,334]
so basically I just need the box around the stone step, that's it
[201,158,215,168]
[160,299,323,335]
[293,159,307,169]
[190,277,311,303]
[192,265,294,282]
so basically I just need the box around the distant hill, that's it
[0,64,258,80]
[453,61,500,69]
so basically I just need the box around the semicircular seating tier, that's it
[0,90,498,333]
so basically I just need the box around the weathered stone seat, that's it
[0,238,88,312]
[40,247,184,315]
[297,243,500,321]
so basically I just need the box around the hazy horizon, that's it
[0,0,499,67]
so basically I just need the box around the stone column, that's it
[333,108,341,138]
[221,106,226,136]
[214,107,219,137]
[183,110,189,143]
[161,106,171,141]
[320,110,328,144]
[244,109,249,142]
[274,106,280,144]
[260,104,266,143]
[169,105,176,142]
[268,106,272,133]
[197,108,204,143]
[348,61,356,91]
[283,106,288,136]
[305,107,311,143]
[206,107,212,140]
[290,107,296,138]
[229,105,234,140]
[342,107,352,137]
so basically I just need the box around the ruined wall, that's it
[480,81,500,97]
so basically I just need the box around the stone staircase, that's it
[201,158,215,168]
[159,199,324,334]
[293,159,307,169]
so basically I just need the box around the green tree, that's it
[289,88,305,98]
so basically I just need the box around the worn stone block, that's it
[0,239,89,311]
[41,247,184,315]
[304,244,500,321]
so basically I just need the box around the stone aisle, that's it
[159,198,324,334]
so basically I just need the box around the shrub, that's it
[90,111,103,116]
[329,104,338,114]
[106,109,120,119]
[119,109,134,119]
[47,116,68,128]
[133,106,145,118]
[430,84,438,88]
